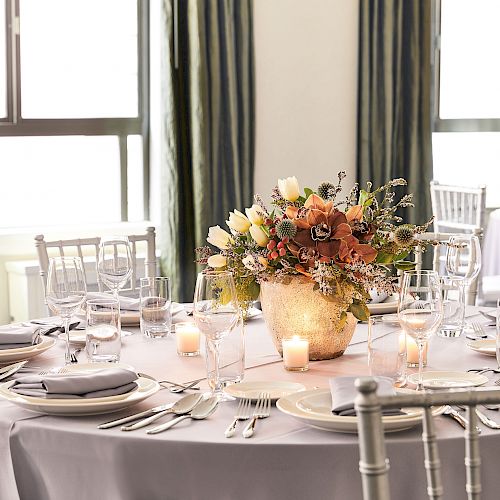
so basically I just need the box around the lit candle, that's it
[282,336,309,372]
[406,335,428,367]
[175,322,201,357]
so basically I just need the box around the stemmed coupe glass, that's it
[398,270,443,391]
[193,270,241,401]
[97,236,133,336]
[46,257,87,364]
[445,234,481,322]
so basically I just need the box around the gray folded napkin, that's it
[330,376,403,416]
[86,292,140,311]
[10,368,138,399]
[0,325,40,350]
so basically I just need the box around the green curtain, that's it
[357,0,433,225]
[160,0,255,301]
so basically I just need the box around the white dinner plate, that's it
[244,307,263,321]
[0,363,159,416]
[0,336,56,363]
[367,295,398,315]
[276,389,444,433]
[407,371,489,388]
[467,339,496,357]
[224,381,306,401]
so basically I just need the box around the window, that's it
[0,0,150,229]
[432,0,500,207]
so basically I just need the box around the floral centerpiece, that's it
[197,172,431,360]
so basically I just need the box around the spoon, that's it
[146,397,219,434]
[121,393,203,431]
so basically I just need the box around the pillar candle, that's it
[406,335,428,366]
[282,336,309,371]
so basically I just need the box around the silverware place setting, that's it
[442,405,481,433]
[146,396,219,434]
[454,405,500,430]
[242,392,271,438]
[225,397,252,438]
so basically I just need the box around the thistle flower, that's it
[394,224,415,247]
[276,219,297,239]
[317,182,336,200]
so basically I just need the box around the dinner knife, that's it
[98,403,175,429]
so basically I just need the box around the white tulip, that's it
[226,209,251,233]
[249,224,269,247]
[207,254,227,268]
[277,176,300,202]
[245,204,266,226]
[207,225,233,250]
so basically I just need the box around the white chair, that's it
[413,232,481,305]
[355,377,500,500]
[34,227,157,298]
[430,181,486,235]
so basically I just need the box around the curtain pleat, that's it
[160,0,254,301]
[357,0,432,226]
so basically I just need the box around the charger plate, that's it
[276,388,445,433]
[0,336,56,363]
[0,363,159,416]
[467,339,496,357]
[224,381,305,401]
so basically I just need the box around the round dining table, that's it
[0,306,499,500]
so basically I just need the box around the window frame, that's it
[432,0,500,133]
[0,0,150,222]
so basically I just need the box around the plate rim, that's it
[0,335,56,356]
[407,371,489,388]
[224,380,306,400]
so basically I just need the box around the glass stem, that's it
[64,316,72,365]
[417,341,425,391]
[211,339,222,394]
[457,281,466,328]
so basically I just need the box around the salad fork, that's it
[242,392,271,438]
[225,397,252,438]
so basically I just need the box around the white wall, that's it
[253,0,359,200]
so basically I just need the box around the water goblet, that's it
[46,257,87,364]
[398,270,443,391]
[193,270,241,401]
[97,236,133,336]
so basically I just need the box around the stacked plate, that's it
[276,389,445,433]
[0,364,159,416]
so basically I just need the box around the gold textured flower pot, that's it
[260,276,358,361]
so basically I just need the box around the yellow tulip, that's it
[207,225,233,250]
[207,254,227,268]
[277,176,300,202]
[226,209,251,233]
[249,224,269,247]
[245,204,266,226]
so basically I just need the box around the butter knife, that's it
[98,403,175,429]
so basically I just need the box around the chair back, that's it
[35,227,157,300]
[413,231,481,305]
[430,181,486,235]
[355,377,500,500]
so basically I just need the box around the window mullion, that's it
[119,135,128,222]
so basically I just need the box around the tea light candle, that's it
[175,323,200,357]
[406,335,428,367]
[282,336,309,372]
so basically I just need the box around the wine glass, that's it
[97,236,133,336]
[193,270,241,401]
[46,257,87,364]
[398,270,443,391]
[445,234,481,329]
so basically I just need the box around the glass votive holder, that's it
[175,322,201,357]
[282,336,309,372]
[406,334,428,368]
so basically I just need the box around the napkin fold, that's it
[330,376,403,416]
[0,325,40,350]
[10,368,138,399]
[86,293,140,311]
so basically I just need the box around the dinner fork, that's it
[225,398,252,438]
[242,392,271,438]
[469,322,489,340]
[38,367,71,375]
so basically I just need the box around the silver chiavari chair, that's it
[355,377,500,500]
